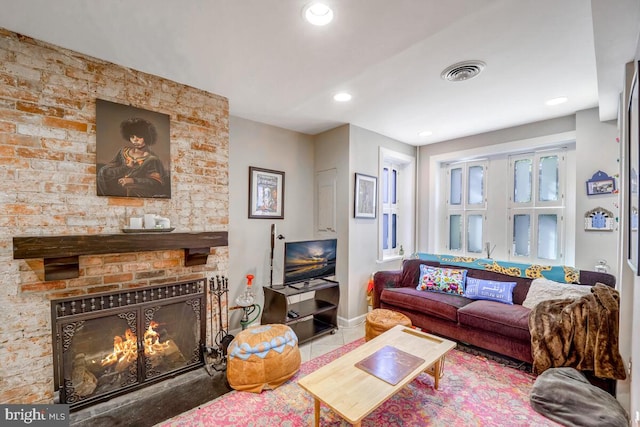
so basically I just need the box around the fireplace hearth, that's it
[51,279,206,410]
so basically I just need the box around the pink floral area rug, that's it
[157,338,559,427]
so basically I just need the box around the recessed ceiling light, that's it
[545,96,568,106]
[333,92,352,102]
[418,130,433,137]
[304,3,334,26]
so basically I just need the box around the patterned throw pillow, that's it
[464,277,517,305]
[416,265,467,296]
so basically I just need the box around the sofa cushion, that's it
[457,300,531,341]
[416,265,467,296]
[464,277,517,305]
[399,260,440,288]
[381,287,472,322]
[522,277,592,309]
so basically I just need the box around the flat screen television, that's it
[283,238,337,285]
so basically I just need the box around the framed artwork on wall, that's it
[96,99,171,199]
[248,167,285,219]
[584,207,615,231]
[354,173,377,218]
[586,170,616,195]
[627,61,639,273]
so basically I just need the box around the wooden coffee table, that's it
[298,325,456,426]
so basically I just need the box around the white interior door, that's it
[316,168,337,235]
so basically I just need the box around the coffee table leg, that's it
[314,398,320,427]
[432,357,442,390]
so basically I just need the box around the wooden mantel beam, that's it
[13,231,228,281]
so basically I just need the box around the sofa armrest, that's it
[578,270,616,287]
[372,270,402,308]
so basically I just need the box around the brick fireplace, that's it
[0,27,230,410]
[51,279,207,410]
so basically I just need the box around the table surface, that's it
[297,325,456,425]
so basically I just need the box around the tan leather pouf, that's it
[226,324,301,393]
[365,308,412,341]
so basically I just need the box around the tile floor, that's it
[298,321,366,363]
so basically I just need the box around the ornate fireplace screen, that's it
[51,279,206,410]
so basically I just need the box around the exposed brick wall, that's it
[0,29,229,404]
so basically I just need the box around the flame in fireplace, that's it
[143,321,171,355]
[101,321,171,367]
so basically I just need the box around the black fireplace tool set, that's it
[205,275,234,374]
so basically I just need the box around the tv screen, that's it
[283,239,337,285]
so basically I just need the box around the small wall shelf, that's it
[13,231,228,281]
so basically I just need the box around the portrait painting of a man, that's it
[96,99,171,198]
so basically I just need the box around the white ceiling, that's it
[1,0,639,145]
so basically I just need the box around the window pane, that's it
[450,168,462,205]
[538,155,559,202]
[467,214,483,253]
[538,214,558,260]
[382,213,388,250]
[391,169,397,204]
[468,166,484,205]
[382,167,389,204]
[514,159,532,203]
[449,215,462,250]
[513,214,530,256]
[392,214,397,249]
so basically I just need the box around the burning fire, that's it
[101,321,171,367]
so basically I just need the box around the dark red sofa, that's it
[372,258,616,364]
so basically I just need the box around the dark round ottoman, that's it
[365,308,412,341]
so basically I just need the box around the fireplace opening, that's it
[51,279,206,410]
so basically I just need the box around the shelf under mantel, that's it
[13,231,228,281]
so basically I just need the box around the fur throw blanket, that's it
[528,283,626,380]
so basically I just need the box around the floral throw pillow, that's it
[416,265,467,296]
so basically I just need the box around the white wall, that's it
[229,116,315,329]
[230,119,417,329]
[312,124,416,325]
[575,109,620,276]
[313,125,350,321]
[618,58,639,419]
[347,125,416,322]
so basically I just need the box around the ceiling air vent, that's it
[441,60,486,82]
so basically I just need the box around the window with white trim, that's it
[508,150,565,263]
[381,163,399,255]
[379,149,415,260]
[445,161,488,255]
